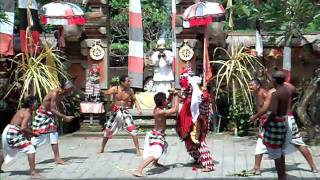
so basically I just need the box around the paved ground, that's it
[1,132,320,180]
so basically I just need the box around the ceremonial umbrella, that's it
[39,2,87,48]
[183,0,225,87]
[39,2,86,26]
[38,2,87,79]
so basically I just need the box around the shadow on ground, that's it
[4,167,52,176]
[44,175,311,180]
[108,148,137,154]
[261,162,313,174]
[37,156,88,164]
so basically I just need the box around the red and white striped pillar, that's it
[128,0,144,88]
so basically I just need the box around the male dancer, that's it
[250,76,318,175]
[133,90,179,177]
[31,81,74,164]
[99,75,142,156]
[0,96,44,178]
[248,79,268,175]
[263,71,290,180]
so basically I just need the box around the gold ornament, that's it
[89,40,105,61]
[179,40,194,61]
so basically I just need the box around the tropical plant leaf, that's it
[211,46,264,111]
[3,41,70,107]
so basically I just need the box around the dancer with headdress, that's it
[176,68,214,172]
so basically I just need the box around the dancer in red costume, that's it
[176,68,214,172]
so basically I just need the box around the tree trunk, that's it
[297,68,320,144]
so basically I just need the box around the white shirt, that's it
[151,50,174,82]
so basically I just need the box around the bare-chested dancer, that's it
[249,76,318,175]
[263,71,290,180]
[249,79,268,175]
[31,81,75,164]
[0,96,44,179]
[99,75,142,156]
[133,90,179,177]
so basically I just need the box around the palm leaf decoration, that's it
[3,42,70,106]
[211,46,263,111]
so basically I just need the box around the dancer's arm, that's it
[131,89,142,115]
[104,86,117,96]
[162,93,179,116]
[250,90,273,121]
[21,112,39,137]
[50,92,73,121]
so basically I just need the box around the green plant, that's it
[227,92,251,136]
[212,46,263,111]
[109,0,169,63]
[110,76,120,86]
[0,9,9,24]
[3,43,70,106]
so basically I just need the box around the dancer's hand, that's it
[63,116,75,123]
[168,88,178,95]
[137,109,142,115]
[249,115,257,122]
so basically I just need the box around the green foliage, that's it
[0,9,9,24]
[229,169,255,177]
[62,91,83,118]
[41,24,56,33]
[228,92,251,137]
[110,76,120,86]
[254,0,319,33]
[109,0,169,61]
[59,91,83,134]
[217,0,320,32]
[3,43,70,106]
[212,46,263,111]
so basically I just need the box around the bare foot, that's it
[55,159,65,165]
[201,167,214,172]
[136,150,142,157]
[31,173,45,179]
[249,168,261,175]
[98,149,104,154]
[132,170,143,177]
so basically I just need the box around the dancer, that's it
[133,90,179,177]
[0,96,44,178]
[31,81,75,164]
[262,71,291,180]
[248,79,268,175]
[176,68,214,172]
[99,75,142,156]
[249,77,318,175]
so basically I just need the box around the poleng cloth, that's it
[263,116,287,149]
[1,124,36,163]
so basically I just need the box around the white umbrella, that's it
[39,2,86,25]
[183,1,225,28]
[182,1,226,87]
